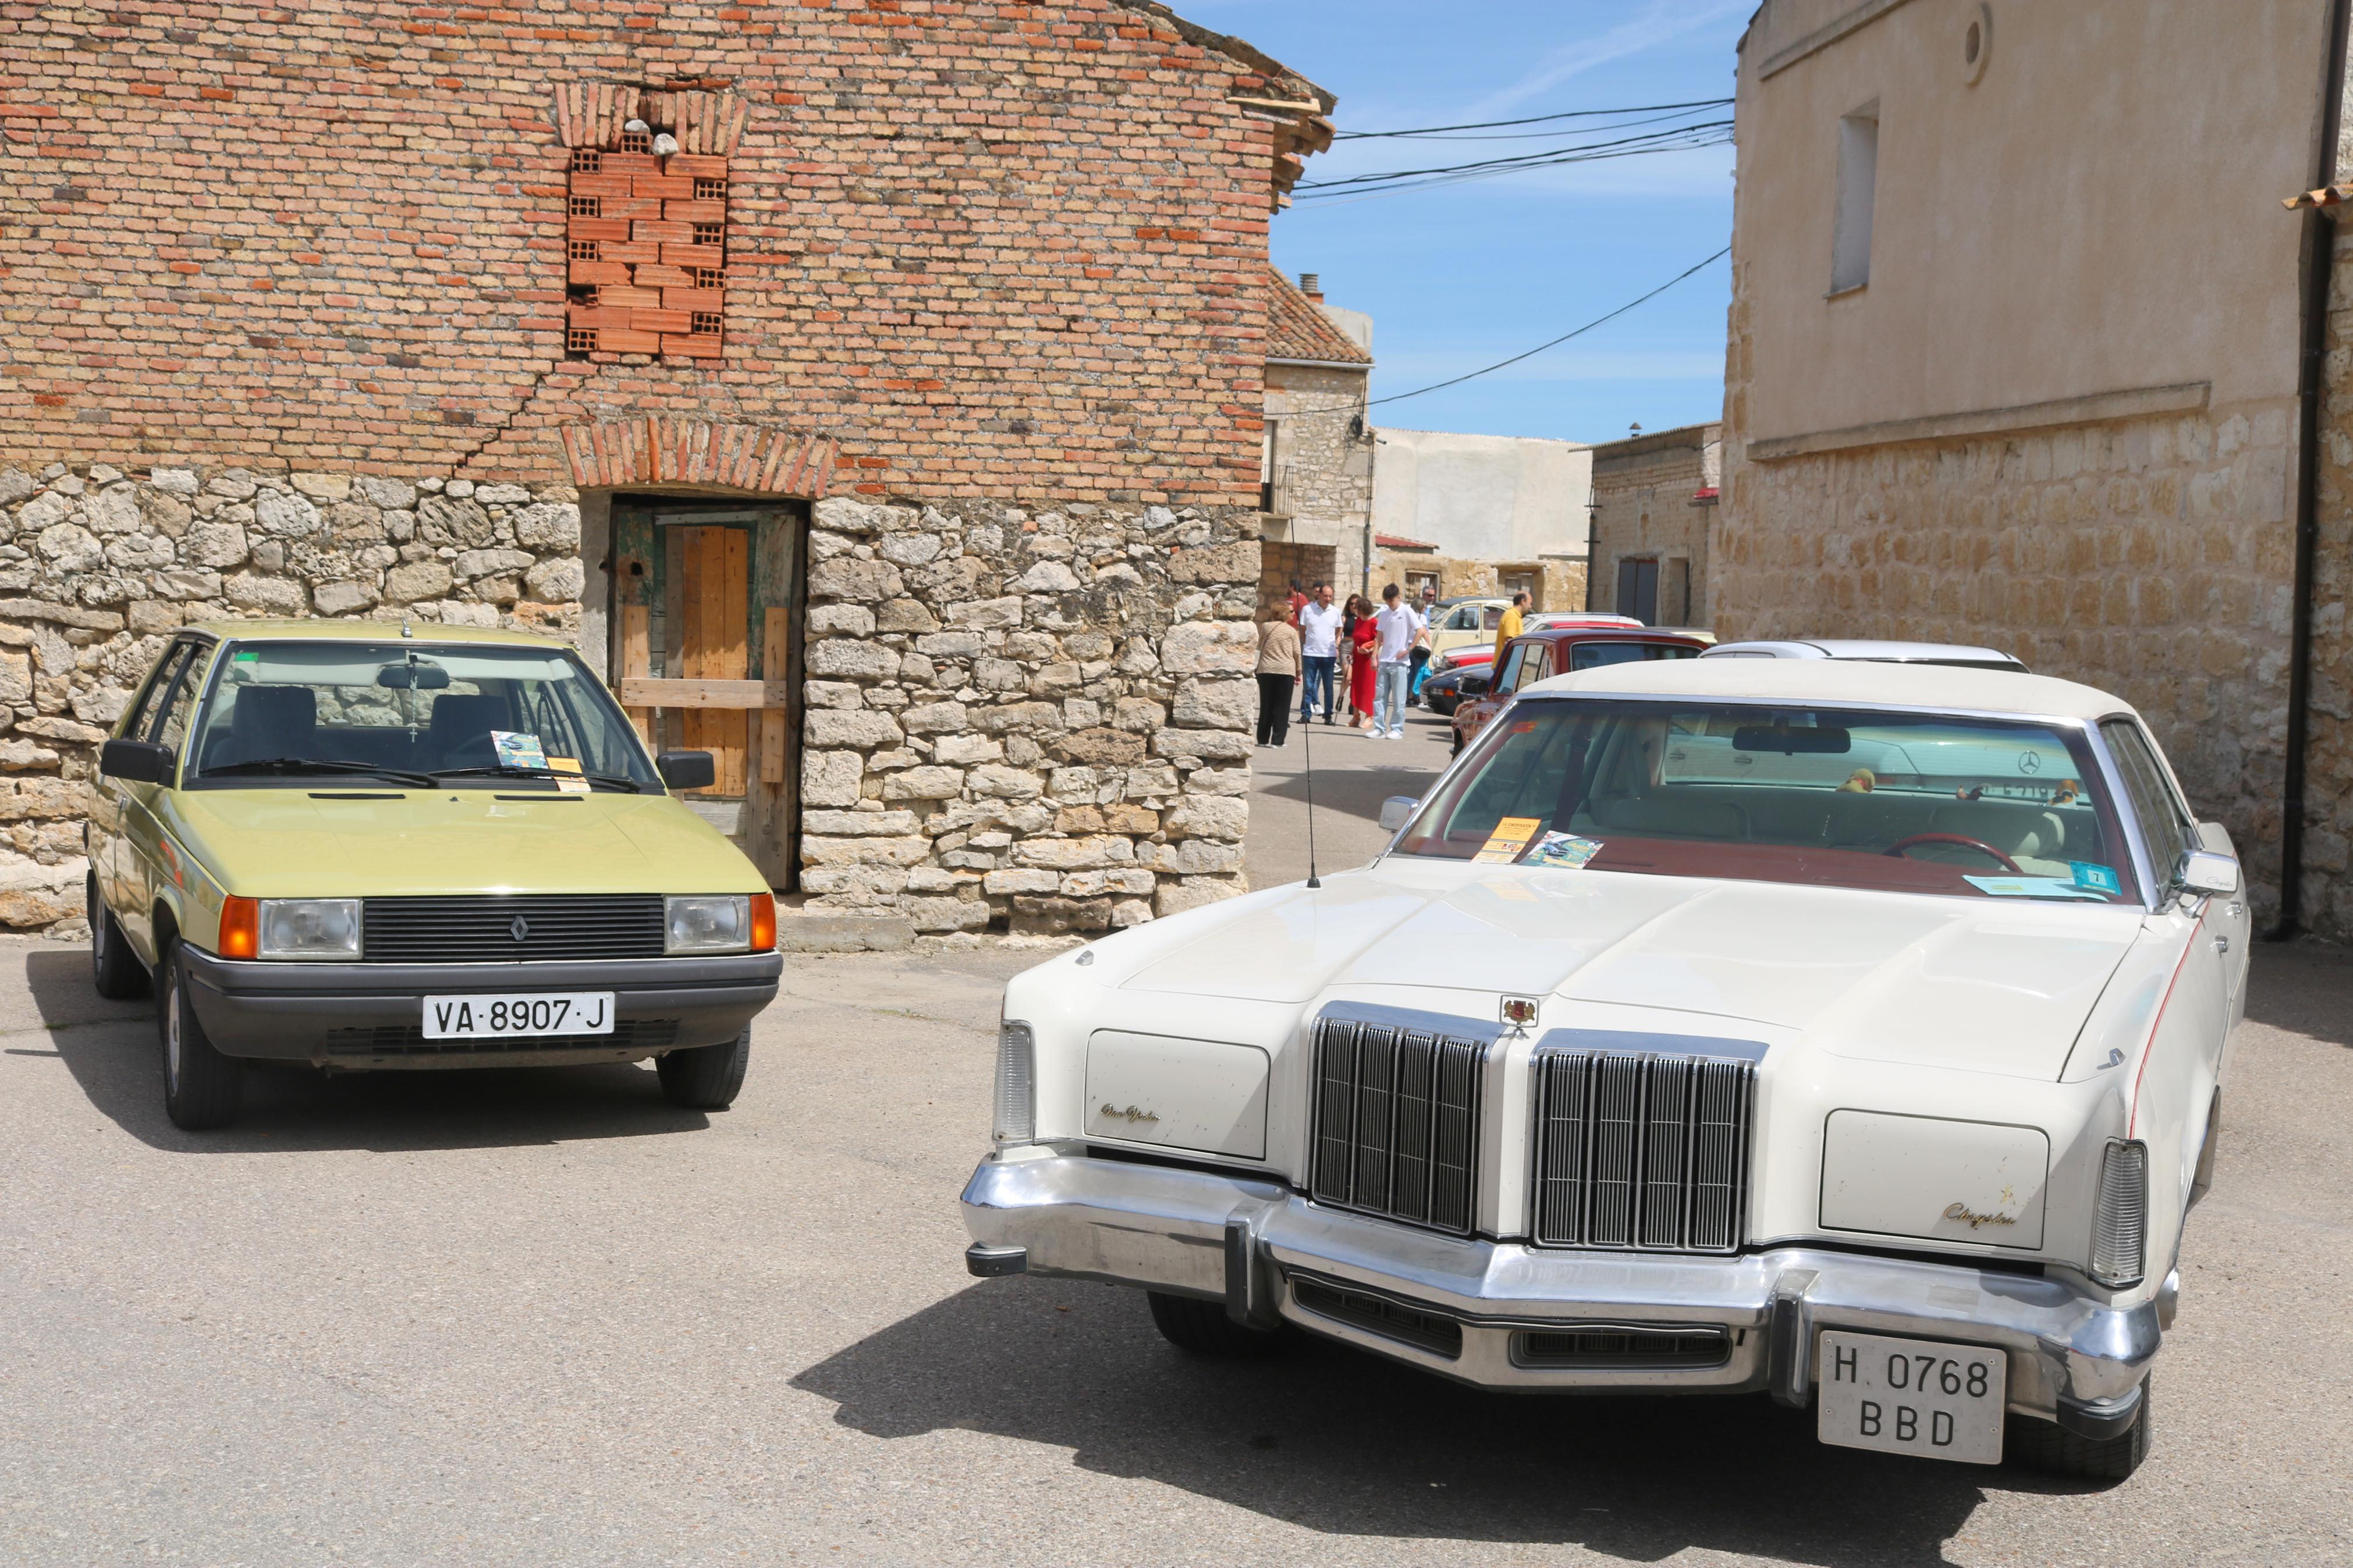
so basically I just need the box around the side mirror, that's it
[100,738,175,785]
[656,749,716,791]
[1378,796,1420,834]
[2179,850,2240,898]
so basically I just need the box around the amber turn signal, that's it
[750,891,776,954]
[218,895,259,960]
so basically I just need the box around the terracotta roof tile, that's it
[1265,265,1372,365]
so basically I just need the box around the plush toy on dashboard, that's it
[1838,767,1876,793]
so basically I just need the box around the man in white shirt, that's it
[1296,582,1344,727]
[1371,582,1425,739]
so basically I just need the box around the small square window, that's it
[570,148,601,173]
[693,266,725,289]
[567,239,599,261]
[619,129,651,154]
[690,311,723,336]
[692,222,724,247]
[693,176,726,200]
[568,194,600,218]
[567,328,597,354]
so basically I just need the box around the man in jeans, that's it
[1297,582,1343,727]
[1371,582,1424,739]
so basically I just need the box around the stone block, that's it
[1150,727,1253,763]
[946,596,1023,629]
[1011,895,1112,935]
[1156,875,1246,918]
[808,639,902,680]
[968,764,1044,799]
[801,809,921,835]
[932,734,1003,765]
[1113,697,1165,732]
[1159,620,1257,676]
[973,701,1063,735]
[1055,726,1145,766]
[879,765,965,800]
[801,834,931,867]
[809,557,906,602]
[805,680,864,710]
[1172,677,1255,730]
[225,573,308,614]
[876,597,939,633]
[524,557,584,602]
[1013,560,1081,592]
[904,895,991,933]
[385,560,455,603]
[810,603,876,638]
[1103,803,1159,834]
[807,709,905,748]
[1165,796,1248,841]
[803,750,864,808]
[1012,835,1130,870]
[253,490,322,538]
[983,867,1061,895]
[900,701,968,735]
[36,522,103,574]
[1166,539,1259,585]
[916,630,985,658]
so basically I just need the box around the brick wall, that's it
[0,0,1297,506]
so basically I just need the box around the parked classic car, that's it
[963,657,2244,1480]
[1702,639,2028,671]
[1422,597,1511,665]
[1417,658,1493,717]
[1450,624,1713,752]
[87,621,783,1129]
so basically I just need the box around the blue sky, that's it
[1190,1,1751,445]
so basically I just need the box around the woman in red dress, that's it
[1346,594,1378,730]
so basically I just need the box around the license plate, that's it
[422,992,614,1040]
[1816,1331,2006,1464]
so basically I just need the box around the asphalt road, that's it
[5,837,2353,1562]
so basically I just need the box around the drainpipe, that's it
[2273,0,2352,940]
[1584,482,1600,611]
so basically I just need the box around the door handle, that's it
[2213,934,2230,954]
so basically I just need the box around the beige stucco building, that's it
[1368,428,1591,610]
[1717,0,2350,930]
[1589,421,1721,625]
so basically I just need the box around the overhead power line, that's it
[1298,120,1732,199]
[1366,246,1730,407]
[1334,97,1734,141]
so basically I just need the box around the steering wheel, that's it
[1884,832,2021,874]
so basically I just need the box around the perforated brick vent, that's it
[557,84,744,362]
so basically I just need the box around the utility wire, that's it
[1335,97,1733,140]
[1298,121,1732,197]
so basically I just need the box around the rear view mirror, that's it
[1733,724,1852,755]
[1379,796,1420,833]
[100,738,175,784]
[2180,851,2240,897]
[377,660,451,690]
[656,750,716,791]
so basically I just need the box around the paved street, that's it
[6,748,2353,1566]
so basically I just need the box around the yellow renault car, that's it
[87,621,782,1129]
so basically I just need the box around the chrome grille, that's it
[360,895,665,963]
[1513,1323,1730,1370]
[1532,1047,1756,1253]
[1309,1013,1491,1236]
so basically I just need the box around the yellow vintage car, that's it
[86,621,781,1129]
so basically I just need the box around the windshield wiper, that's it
[199,758,441,788]
[428,765,641,793]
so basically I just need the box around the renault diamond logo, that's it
[510,916,530,942]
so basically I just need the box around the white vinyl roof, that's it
[1700,638,2024,668]
[1528,654,2137,724]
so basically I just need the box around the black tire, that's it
[2007,1379,2152,1482]
[88,873,150,1001]
[655,1027,750,1110]
[1146,1290,1284,1356]
[158,943,243,1130]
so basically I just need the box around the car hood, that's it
[159,787,765,897]
[1113,858,2147,1080]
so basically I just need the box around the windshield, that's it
[1394,698,2142,904]
[186,641,661,791]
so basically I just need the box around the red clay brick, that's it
[663,333,723,358]
[599,329,663,354]
[630,174,695,200]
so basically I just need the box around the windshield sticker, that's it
[546,756,583,774]
[2070,861,2123,896]
[1473,816,1543,864]
[1963,874,2107,900]
[554,776,591,795]
[1524,831,1603,870]
[491,730,549,770]
[232,649,259,662]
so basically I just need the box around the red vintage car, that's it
[1450,624,1714,753]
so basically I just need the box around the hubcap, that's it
[165,973,182,1087]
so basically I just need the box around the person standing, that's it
[1493,589,1529,668]
[1297,582,1343,727]
[1344,594,1378,730]
[1372,583,1424,739]
[1254,607,1300,748]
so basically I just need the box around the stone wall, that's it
[1715,399,2298,921]
[2298,220,2353,938]
[1264,363,1373,596]
[795,496,1260,936]
[0,460,583,933]
[1590,424,1721,626]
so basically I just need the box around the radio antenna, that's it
[1301,689,1322,889]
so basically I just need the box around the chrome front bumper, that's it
[961,1153,2157,1437]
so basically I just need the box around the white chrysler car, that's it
[961,660,2248,1480]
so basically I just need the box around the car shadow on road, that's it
[795,1277,2088,1565]
[1256,759,1445,827]
[2241,938,2353,1051]
[19,947,710,1153]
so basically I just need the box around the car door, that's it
[2102,716,2229,1236]
[119,638,210,962]
[93,640,191,934]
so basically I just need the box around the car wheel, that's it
[2007,1379,2151,1482]
[158,941,243,1130]
[1145,1290,1285,1356]
[88,872,150,1001]
[655,1027,751,1110]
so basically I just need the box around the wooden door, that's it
[673,524,750,797]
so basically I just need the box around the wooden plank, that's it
[719,527,750,797]
[620,604,652,742]
[617,677,789,709]
[662,524,687,755]
[761,606,788,784]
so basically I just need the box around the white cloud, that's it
[1463,0,1754,117]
